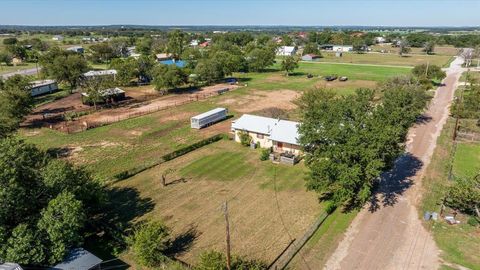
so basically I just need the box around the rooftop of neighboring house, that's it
[49,248,102,270]
[31,79,57,88]
[83,69,117,77]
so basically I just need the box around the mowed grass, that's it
[421,119,480,270]
[307,51,452,67]
[452,142,480,179]
[0,62,36,75]
[115,139,322,266]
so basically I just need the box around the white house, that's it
[83,69,117,80]
[30,80,59,97]
[231,114,301,155]
[276,46,297,56]
[66,46,84,53]
[52,35,64,41]
[333,45,353,52]
[375,36,387,44]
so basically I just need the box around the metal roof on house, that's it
[31,79,57,88]
[232,114,301,145]
[0,263,23,270]
[50,248,102,270]
[277,46,296,54]
[192,107,226,120]
[232,114,279,135]
[83,69,117,77]
[269,119,300,145]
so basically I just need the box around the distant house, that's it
[50,248,102,270]
[320,44,353,52]
[0,263,23,270]
[276,46,297,56]
[190,39,199,47]
[199,41,210,48]
[52,35,64,41]
[83,69,117,80]
[231,114,301,156]
[156,53,172,61]
[301,54,321,61]
[30,80,59,97]
[375,36,386,44]
[66,46,84,53]
[81,87,126,105]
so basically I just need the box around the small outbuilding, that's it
[66,46,84,53]
[30,79,59,97]
[276,46,297,56]
[191,107,228,129]
[83,69,117,80]
[50,248,102,270]
[301,54,321,61]
[81,87,126,105]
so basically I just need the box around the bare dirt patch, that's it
[220,90,299,113]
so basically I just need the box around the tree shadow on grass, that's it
[368,153,422,213]
[84,186,155,262]
[165,225,201,258]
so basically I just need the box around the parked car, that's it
[306,73,314,78]
[339,76,348,81]
[324,75,337,81]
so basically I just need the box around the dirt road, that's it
[324,56,466,270]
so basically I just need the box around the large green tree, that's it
[280,56,299,76]
[298,80,428,209]
[0,137,103,265]
[446,176,480,218]
[152,64,188,94]
[167,30,187,60]
[40,49,89,91]
[0,75,34,138]
[128,221,170,267]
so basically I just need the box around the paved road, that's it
[1,67,40,79]
[324,56,466,270]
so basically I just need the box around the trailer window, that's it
[257,134,264,139]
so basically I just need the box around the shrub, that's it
[325,201,337,214]
[128,221,170,267]
[260,148,271,161]
[467,216,479,227]
[238,131,252,146]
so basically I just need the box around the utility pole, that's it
[222,201,232,270]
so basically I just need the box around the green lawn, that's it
[421,119,480,270]
[453,142,480,179]
[0,62,37,75]
[33,89,71,107]
[305,52,452,67]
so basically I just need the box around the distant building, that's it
[52,35,64,41]
[320,44,353,52]
[199,41,210,48]
[301,54,321,61]
[30,80,59,97]
[50,248,102,270]
[81,87,126,105]
[190,39,199,47]
[156,53,172,61]
[83,69,117,80]
[375,36,387,44]
[66,46,84,53]
[276,46,297,56]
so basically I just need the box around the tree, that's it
[423,41,435,55]
[79,75,115,109]
[152,64,188,94]
[136,37,153,56]
[352,39,365,54]
[411,64,446,81]
[38,192,85,264]
[247,47,275,72]
[196,250,267,270]
[41,50,89,91]
[446,176,480,218]
[109,57,139,86]
[2,37,18,45]
[280,56,299,76]
[303,43,321,56]
[0,52,13,66]
[399,40,411,56]
[6,44,27,60]
[298,82,428,209]
[167,30,187,60]
[128,221,170,267]
[0,75,34,137]
[3,224,46,264]
[89,42,115,63]
[0,137,102,265]
[238,131,252,146]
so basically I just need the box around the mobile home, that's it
[191,108,228,129]
[30,80,59,97]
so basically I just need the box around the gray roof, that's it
[81,87,125,97]
[31,79,57,88]
[0,263,23,270]
[83,69,117,77]
[232,114,300,145]
[50,248,102,270]
[192,107,226,120]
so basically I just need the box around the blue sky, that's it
[1,0,479,26]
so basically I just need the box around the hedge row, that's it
[113,134,226,181]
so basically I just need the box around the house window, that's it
[257,134,264,139]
